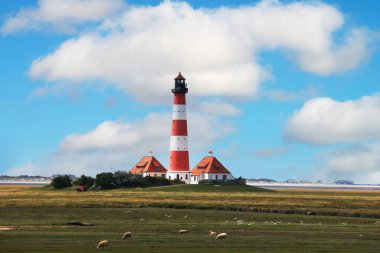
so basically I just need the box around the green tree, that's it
[113,170,130,186]
[73,175,94,187]
[95,172,116,189]
[51,175,72,189]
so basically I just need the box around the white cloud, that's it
[7,112,235,176]
[1,0,125,34]
[26,0,372,102]
[315,143,380,184]
[284,93,380,145]
[6,163,42,176]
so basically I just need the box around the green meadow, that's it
[0,185,379,252]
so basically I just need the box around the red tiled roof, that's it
[129,156,167,174]
[191,156,231,176]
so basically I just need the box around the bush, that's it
[51,175,72,189]
[93,171,177,190]
[142,176,171,187]
[73,175,94,187]
[95,172,116,189]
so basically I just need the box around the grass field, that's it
[0,184,379,252]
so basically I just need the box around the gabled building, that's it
[190,155,234,184]
[129,156,167,178]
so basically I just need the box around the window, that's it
[155,166,160,171]
[177,174,179,180]
[154,174,157,177]
[216,175,218,180]
[194,177,196,181]
[223,175,227,181]
[185,174,188,180]
[161,174,165,177]
[169,176,171,180]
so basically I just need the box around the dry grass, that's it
[1,185,380,253]
[1,185,379,218]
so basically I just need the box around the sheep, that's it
[215,233,227,240]
[123,232,132,239]
[179,229,188,234]
[96,240,108,249]
[209,230,217,236]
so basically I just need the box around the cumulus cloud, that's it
[284,93,380,145]
[25,0,372,102]
[1,0,125,34]
[315,143,380,184]
[7,112,235,176]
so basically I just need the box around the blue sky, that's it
[1,0,379,183]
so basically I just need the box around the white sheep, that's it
[179,229,188,234]
[209,230,217,236]
[96,240,109,249]
[215,232,227,240]
[123,232,132,239]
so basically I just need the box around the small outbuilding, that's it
[190,155,234,184]
[129,155,167,178]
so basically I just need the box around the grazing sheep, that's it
[209,230,217,236]
[179,229,188,234]
[123,232,132,239]
[96,240,108,249]
[215,233,227,240]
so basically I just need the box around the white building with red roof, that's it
[129,155,167,178]
[190,154,235,184]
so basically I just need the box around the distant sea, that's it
[247,182,380,190]
[0,181,50,186]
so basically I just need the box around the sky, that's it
[1,0,379,183]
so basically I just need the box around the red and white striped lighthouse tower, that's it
[167,72,190,183]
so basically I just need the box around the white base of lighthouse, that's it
[166,171,190,184]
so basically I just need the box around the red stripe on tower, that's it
[168,72,190,183]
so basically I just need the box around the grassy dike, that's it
[0,185,379,252]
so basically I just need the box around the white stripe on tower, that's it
[170,136,188,151]
[172,105,187,120]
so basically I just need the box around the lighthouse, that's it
[167,72,190,183]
